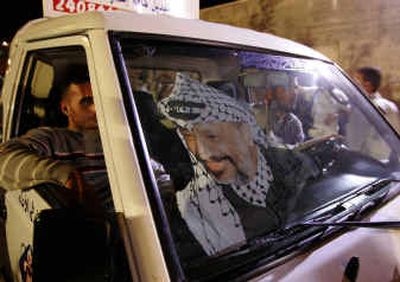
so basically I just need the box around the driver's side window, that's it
[13,47,87,137]
[10,46,113,211]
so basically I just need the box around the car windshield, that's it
[115,36,400,279]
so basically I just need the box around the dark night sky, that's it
[0,0,234,42]
[1,0,42,42]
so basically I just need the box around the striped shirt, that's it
[271,112,305,145]
[0,127,113,211]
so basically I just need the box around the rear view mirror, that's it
[33,209,112,282]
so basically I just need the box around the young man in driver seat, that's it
[0,64,112,212]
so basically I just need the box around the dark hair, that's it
[59,64,90,99]
[357,66,381,92]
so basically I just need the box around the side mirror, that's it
[32,209,113,282]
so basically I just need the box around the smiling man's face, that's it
[181,121,258,185]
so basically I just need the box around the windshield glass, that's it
[116,36,400,278]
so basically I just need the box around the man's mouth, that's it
[203,156,229,172]
[203,156,252,185]
[205,160,226,175]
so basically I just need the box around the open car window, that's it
[116,37,400,280]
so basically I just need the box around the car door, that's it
[2,36,111,282]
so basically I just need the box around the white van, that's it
[1,2,400,282]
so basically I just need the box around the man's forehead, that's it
[62,83,92,103]
[194,121,246,132]
[354,71,364,80]
[68,82,92,95]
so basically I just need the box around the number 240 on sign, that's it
[53,0,115,13]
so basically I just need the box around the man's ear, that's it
[60,101,68,116]
[365,81,375,94]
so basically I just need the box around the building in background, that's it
[201,0,400,107]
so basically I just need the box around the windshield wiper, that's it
[302,220,400,229]
[218,178,399,259]
[362,177,400,195]
[187,178,400,281]
[301,178,400,229]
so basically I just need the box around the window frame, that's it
[8,38,91,138]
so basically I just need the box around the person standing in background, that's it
[354,66,400,133]
[345,66,399,160]
[268,84,305,145]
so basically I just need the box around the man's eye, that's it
[80,96,94,106]
[206,134,217,140]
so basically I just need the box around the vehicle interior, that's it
[118,38,400,279]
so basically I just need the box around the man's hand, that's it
[65,170,85,202]
[65,170,104,216]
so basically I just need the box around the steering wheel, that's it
[296,134,349,174]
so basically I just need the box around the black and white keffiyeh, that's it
[158,73,266,147]
[158,73,274,255]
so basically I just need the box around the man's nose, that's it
[88,103,96,114]
[197,139,219,160]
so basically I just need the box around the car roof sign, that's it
[42,0,199,19]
